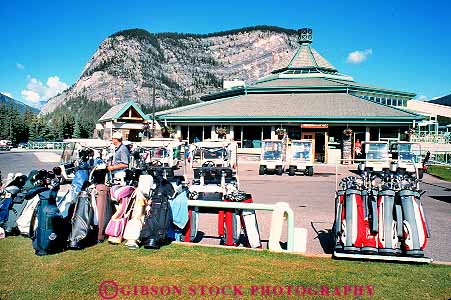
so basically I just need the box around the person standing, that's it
[107,132,130,176]
[354,139,362,160]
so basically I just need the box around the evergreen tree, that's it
[73,117,81,138]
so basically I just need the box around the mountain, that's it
[430,94,451,107]
[0,93,39,114]
[40,26,299,115]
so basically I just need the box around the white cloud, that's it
[21,90,41,103]
[347,49,373,64]
[1,91,13,98]
[417,95,428,101]
[21,75,68,107]
[16,63,25,70]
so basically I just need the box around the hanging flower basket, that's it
[405,128,415,136]
[343,128,353,137]
[276,128,286,136]
[215,127,228,138]
[161,126,175,138]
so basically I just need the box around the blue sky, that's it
[1,0,450,108]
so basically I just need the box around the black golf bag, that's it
[3,175,30,235]
[68,190,97,249]
[140,174,175,249]
[31,175,68,256]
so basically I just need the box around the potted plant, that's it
[276,128,286,139]
[343,128,353,137]
[161,126,175,138]
[405,128,415,141]
[215,127,228,139]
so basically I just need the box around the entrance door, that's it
[302,132,315,159]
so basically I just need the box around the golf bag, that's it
[361,190,379,254]
[333,190,346,252]
[181,207,199,242]
[68,189,98,249]
[399,190,429,257]
[31,181,68,256]
[220,192,262,248]
[4,192,28,235]
[339,189,366,253]
[105,185,136,244]
[140,176,174,249]
[123,175,153,249]
[95,184,113,241]
[0,174,27,231]
[12,171,43,237]
[377,189,403,255]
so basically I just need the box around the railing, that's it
[24,142,67,150]
[187,200,297,252]
[429,152,451,166]
[410,133,451,144]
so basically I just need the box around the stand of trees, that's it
[0,97,112,144]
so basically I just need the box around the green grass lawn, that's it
[1,237,450,300]
[428,165,451,181]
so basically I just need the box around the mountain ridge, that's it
[40,26,300,115]
[0,93,39,114]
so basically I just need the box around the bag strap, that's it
[123,190,137,219]
[29,202,39,239]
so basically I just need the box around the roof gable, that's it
[98,100,150,122]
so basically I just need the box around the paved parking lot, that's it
[187,160,451,262]
[1,151,450,262]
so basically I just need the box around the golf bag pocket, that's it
[105,217,127,237]
[123,218,143,249]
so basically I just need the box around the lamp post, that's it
[142,78,156,138]
[152,79,156,138]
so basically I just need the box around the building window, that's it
[386,98,392,106]
[243,126,263,148]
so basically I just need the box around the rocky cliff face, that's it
[40,26,298,115]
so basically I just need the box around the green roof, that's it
[158,93,422,124]
[98,100,150,122]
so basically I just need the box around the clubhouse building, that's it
[155,28,423,163]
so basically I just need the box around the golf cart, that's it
[191,139,238,174]
[259,139,287,175]
[389,142,424,178]
[361,141,390,173]
[190,139,238,200]
[288,139,314,176]
[134,138,183,169]
[59,139,110,182]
